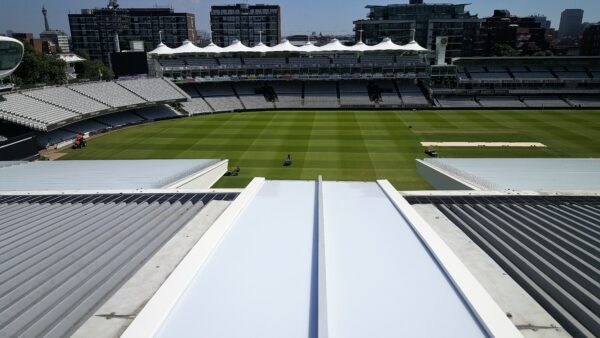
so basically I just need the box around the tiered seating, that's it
[469,72,512,81]
[339,81,373,107]
[478,97,526,108]
[397,83,429,107]
[395,55,422,65]
[94,111,145,128]
[233,83,273,110]
[217,58,242,67]
[332,56,357,65]
[118,78,186,102]
[272,82,303,109]
[243,58,286,67]
[135,105,180,120]
[303,82,339,108]
[457,72,470,81]
[512,72,556,80]
[465,66,486,73]
[436,97,480,108]
[522,96,570,108]
[0,93,79,129]
[508,66,528,72]
[64,119,109,134]
[179,83,200,98]
[181,98,214,115]
[591,72,600,79]
[159,59,186,69]
[23,87,109,115]
[361,54,394,65]
[70,81,146,108]
[186,58,218,68]
[555,72,590,80]
[375,81,402,107]
[567,97,600,108]
[485,66,507,72]
[197,83,243,112]
[37,129,77,147]
[289,57,330,66]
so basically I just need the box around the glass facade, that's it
[210,5,281,47]
[0,40,24,72]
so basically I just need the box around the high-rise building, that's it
[580,23,600,56]
[559,9,584,39]
[69,0,196,63]
[40,6,70,53]
[210,4,281,47]
[353,1,482,58]
[478,10,555,56]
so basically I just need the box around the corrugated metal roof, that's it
[0,192,237,338]
[421,158,600,191]
[0,160,221,191]
[407,195,600,337]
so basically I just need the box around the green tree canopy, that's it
[492,43,520,57]
[12,41,67,86]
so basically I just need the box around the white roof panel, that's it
[0,159,221,191]
[322,181,486,337]
[156,180,317,338]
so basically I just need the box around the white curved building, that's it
[0,36,24,79]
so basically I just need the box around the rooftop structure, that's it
[0,159,228,191]
[417,158,600,191]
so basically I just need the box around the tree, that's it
[12,41,67,86]
[492,43,520,57]
[75,60,114,81]
[532,50,554,56]
[73,50,114,81]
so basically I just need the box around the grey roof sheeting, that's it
[407,196,600,337]
[0,160,222,191]
[0,192,237,338]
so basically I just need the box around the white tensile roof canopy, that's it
[149,37,428,55]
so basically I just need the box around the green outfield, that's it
[61,110,600,189]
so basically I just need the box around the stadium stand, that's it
[233,83,274,110]
[217,58,242,67]
[272,81,303,109]
[289,57,331,66]
[469,72,512,81]
[64,119,110,134]
[38,129,78,147]
[339,81,374,107]
[0,93,79,128]
[397,83,430,107]
[196,83,244,112]
[374,81,403,107]
[158,59,186,69]
[118,78,187,102]
[70,81,147,108]
[243,58,286,67]
[186,58,218,68]
[512,71,556,80]
[477,97,527,108]
[179,83,201,98]
[566,97,600,108]
[303,81,339,108]
[181,98,214,115]
[555,72,590,81]
[22,86,110,116]
[135,105,181,120]
[522,96,571,108]
[436,96,480,108]
[94,111,145,128]
[361,54,394,65]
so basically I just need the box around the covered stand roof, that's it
[149,37,428,55]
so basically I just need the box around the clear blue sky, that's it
[2,0,599,37]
